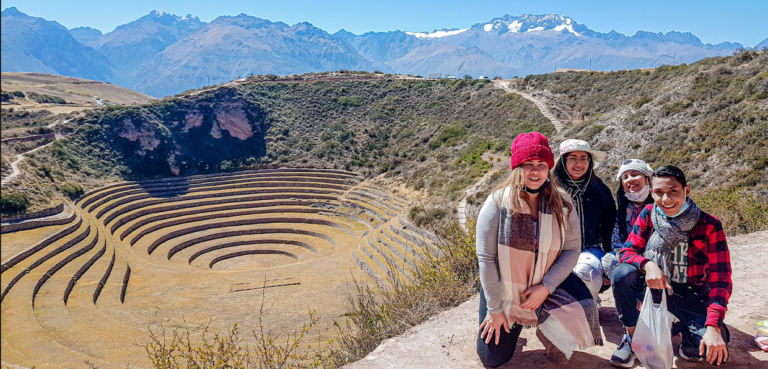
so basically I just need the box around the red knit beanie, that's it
[509,131,555,169]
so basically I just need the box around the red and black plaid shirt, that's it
[618,205,732,327]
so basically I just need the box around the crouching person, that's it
[476,132,602,368]
[610,165,731,367]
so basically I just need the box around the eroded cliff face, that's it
[215,102,254,140]
[76,88,267,178]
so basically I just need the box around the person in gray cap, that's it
[603,159,656,281]
[552,139,616,301]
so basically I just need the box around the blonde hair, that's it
[493,166,572,229]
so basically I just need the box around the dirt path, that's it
[1,120,67,186]
[494,81,565,133]
[1,141,54,185]
[346,230,768,368]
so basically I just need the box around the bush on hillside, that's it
[26,92,66,104]
[59,182,84,200]
[1,193,30,214]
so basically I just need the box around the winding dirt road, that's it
[494,81,565,132]
[1,120,67,186]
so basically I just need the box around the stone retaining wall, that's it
[120,265,131,304]
[148,217,354,255]
[100,190,339,224]
[92,251,115,304]
[353,250,386,290]
[1,204,65,223]
[375,234,419,271]
[112,198,335,235]
[89,180,347,213]
[33,228,99,306]
[209,249,298,269]
[1,216,83,273]
[1,221,90,302]
[367,237,411,279]
[129,208,322,246]
[188,239,317,263]
[166,228,339,260]
[64,239,107,304]
[1,209,76,234]
[77,167,361,206]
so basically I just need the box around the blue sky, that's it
[4,0,767,47]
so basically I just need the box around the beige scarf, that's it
[497,187,566,327]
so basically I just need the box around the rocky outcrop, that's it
[215,103,253,140]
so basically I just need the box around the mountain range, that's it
[2,7,761,97]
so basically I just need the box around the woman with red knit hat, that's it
[476,132,602,367]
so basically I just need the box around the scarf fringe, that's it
[508,316,540,328]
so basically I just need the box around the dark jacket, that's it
[578,176,617,252]
[554,159,617,252]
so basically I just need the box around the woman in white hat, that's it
[552,139,616,300]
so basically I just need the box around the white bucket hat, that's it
[554,139,607,169]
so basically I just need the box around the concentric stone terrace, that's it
[0,168,434,369]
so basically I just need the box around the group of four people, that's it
[475,132,731,368]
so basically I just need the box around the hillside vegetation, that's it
[1,73,551,215]
[513,49,768,233]
[3,51,766,233]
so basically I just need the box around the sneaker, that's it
[610,333,636,368]
[536,328,570,365]
[679,346,703,362]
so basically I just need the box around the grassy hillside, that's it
[1,73,551,215]
[514,49,768,233]
[3,51,766,233]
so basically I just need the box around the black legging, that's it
[476,289,523,368]
[476,273,593,367]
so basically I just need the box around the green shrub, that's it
[661,99,693,116]
[26,92,66,104]
[694,188,768,234]
[634,96,653,109]
[59,182,84,200]
[427,125,468,149]
[337,96,364,107]
[1,193,30,214]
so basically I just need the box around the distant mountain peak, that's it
[405,28,468,39]
[1,6,25,17]
[140,10,201,24]
[476,13,590,36]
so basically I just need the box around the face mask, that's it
[655,198,690,218]
[624,184,650,203]
[524,178,550,194]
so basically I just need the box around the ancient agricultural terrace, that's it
[0,168,437,369]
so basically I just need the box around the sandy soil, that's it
[346,230,768,369]
[1,72,154,113]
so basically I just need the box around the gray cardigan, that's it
[476,189,582,315]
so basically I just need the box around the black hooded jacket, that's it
[554,155,617,252]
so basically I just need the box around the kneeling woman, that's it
[476,132,602,368]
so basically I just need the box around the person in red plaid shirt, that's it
[609,165,731,367]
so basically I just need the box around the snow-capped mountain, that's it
[91,10,206,85]
[369,13,745,76]
[2,9,757,97]
[474,14,592,36]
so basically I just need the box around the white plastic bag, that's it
[631,289,674,369]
